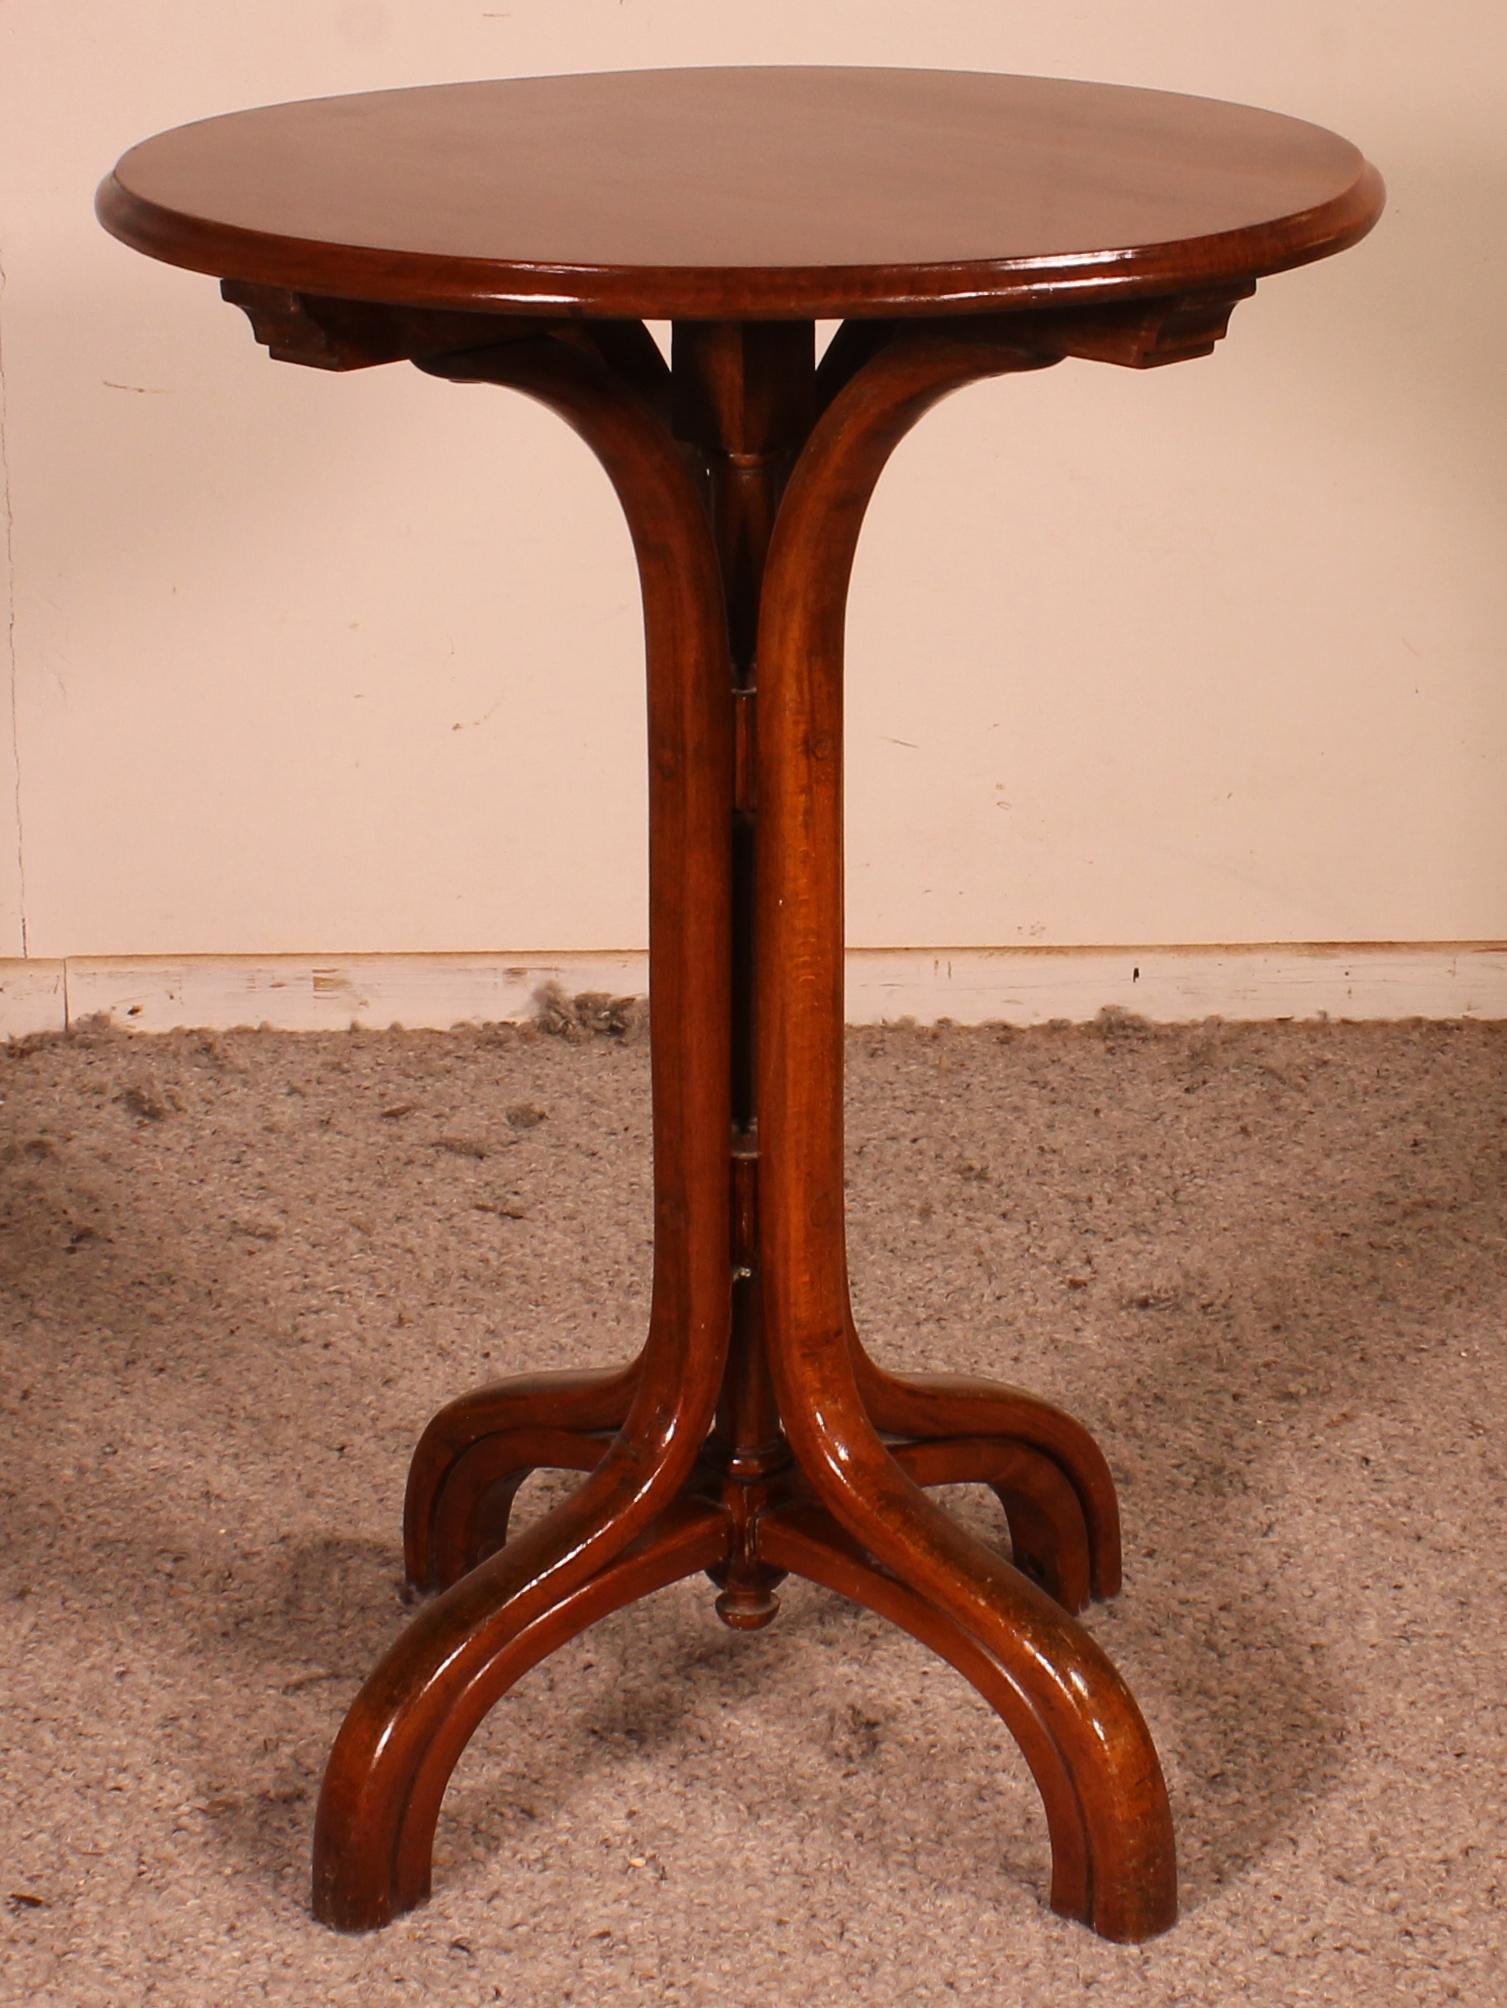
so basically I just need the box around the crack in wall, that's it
[0,240,25,956]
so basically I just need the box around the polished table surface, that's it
[98,67,1383,1951]
[99,66,1382,318]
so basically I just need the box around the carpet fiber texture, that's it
[1,1013,1503,2006]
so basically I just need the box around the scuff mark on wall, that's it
[0,240,26,956]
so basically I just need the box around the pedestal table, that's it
[98,66,1383,1942]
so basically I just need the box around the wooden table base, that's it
[294,305,1192,1944]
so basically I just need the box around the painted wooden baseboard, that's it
[844,944,1507,1024]
[0,959,67,1037]
[2,945,1504,1039]
[60,953,646,1037]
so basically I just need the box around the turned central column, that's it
[670,322,817,1619]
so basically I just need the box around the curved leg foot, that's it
[854,1339,1123,1599]
[760,1498,1175,1941]
[889,1436,1093,1614]
[414,1425,618,1594]
[314,1492,729,1931]
[404,1362,637,1590]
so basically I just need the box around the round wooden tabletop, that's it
[98,67,1383,321]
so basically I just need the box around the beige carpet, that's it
[1,1011,1503,2006]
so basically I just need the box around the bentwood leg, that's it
[854,1342,1123,1600]
[404,1361,637,1592]
[750,321,1177,1940]
[311,329,737,1932]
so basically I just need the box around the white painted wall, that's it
[1,3,1503,971]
